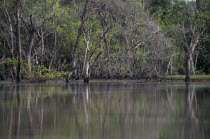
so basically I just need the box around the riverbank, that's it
[1,75,210,85]
[160,75,210,82]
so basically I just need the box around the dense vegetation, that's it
[0,0,210,82]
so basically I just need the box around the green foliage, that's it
[5,58,18,67]
[1,0,210,80]
[20,59,30,79]
[4,58,30,79]
[34,66,71,80]
[195,70,206,75]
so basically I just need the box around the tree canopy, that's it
[0,0,209,82]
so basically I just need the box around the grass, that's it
[160,75,210,80]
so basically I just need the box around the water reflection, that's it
[186,83,198,125]
[0,82,210,139]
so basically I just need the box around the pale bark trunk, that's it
[1,2,15,58]
[54,31,57,66]
[185,53,191,82]
[72,58,78,79]
[189,54,195,75]
[73,0,89,79]
[2,2,17,77]
[27,31,35,75]
[185,39,199,82]
[166,58,172,75]
[84,42,90,83]
[9,23,15,58]
[41,27,44,66]
[185,53,195,82]
[50,2,57,69]
[10,26,17,82]
[171,57,173,75]
[194,52,199,73]
[84,58,90,83]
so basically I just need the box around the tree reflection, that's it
[27,87,33,138]
[166,85,173,109]
[0,82,209,139]
[83,84,89,127]
[12,84,21,139]
[185,83,198,125]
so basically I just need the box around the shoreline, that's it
[1,77,210,85]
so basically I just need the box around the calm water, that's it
[0,81,210,139]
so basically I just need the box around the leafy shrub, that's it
[195,70,206,75]
[34,65,71,80]
[177,65,185,75]
[5,58,18,67]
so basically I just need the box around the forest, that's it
[0,0,210,82]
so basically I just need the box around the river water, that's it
[0,81,210,139]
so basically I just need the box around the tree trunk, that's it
[27,31,35,75]
[196,0,201,11]
[9,21,15,58]
[185,53,191,82]
[16,0,21,82]
[185,40,199,82]
[50,1,57,70]
[189,54,195,75]
[53,6,57,68]
[84,42,90,83]
[103,33,111,78]
[9,23,17,78]
[123,24,132,77]
[72,0,89,79]
[194,52,199,73]
[1,1,15,58]
[40,27,44,66]
[2,2,17,78]
[142,0,145,11]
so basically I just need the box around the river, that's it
[0,81,210,139]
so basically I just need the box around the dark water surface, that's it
[0,81,210,139]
